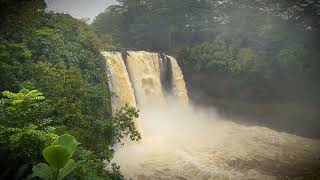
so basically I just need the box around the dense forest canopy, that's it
[92,0,320,49]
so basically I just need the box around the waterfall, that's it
[159,53,172,96]
[125,51,166,106]
[167,55,189,105]
[103,50,189,112]
[103,50,189,133]
[101,51,137,112]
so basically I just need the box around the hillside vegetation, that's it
[0,0,139,179]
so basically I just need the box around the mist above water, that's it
[104,51,320,179]
[113,101,320,179]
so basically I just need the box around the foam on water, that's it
[112,102,320,179]
[103,51,320,179]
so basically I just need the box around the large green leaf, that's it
[57,159,77,180]
[32,163,55,180]
[43,145,71,169]
[53,134,78,156]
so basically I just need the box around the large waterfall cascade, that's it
[102,51,320,180]
[103,51,189,112]
[103,51,189,133]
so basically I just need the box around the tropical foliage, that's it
[0,0,140,179]
[32,134,78,180]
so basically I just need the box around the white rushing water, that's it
[101,51,137,112]
[103,51,320,180]
[125,51,166,106]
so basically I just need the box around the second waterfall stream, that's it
[102,51,320,180]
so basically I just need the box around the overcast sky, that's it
[45,0,117,22]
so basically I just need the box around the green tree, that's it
[0,89,58,179]
[0,89,50,127]
[92,0,211,48]
[0,0,46,41]
[0,42,32,91]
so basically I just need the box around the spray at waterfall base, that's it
[102,51,320,180]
